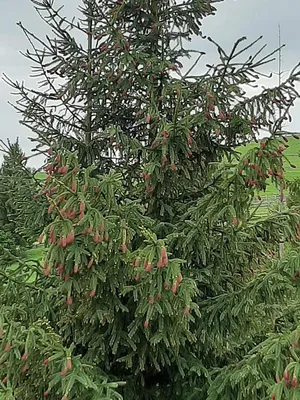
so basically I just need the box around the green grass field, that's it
[34,172,47,180]
[9,247,43,269]
[9,246,44,283]
[237,137,300,196]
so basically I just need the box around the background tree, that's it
[0,139,49,247]
[1,0,300,399]
[0,139,26,245]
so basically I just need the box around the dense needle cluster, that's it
[1,1,300,399]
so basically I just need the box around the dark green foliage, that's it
[0,230,20,261]
[287,178,300,208]
[0,264,124,400]
[1,1,300,400]
[0,139,49,246]
[0,139,25,246]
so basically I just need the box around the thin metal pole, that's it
[278,23,284,259]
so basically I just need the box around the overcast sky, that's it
[0,0,300,167]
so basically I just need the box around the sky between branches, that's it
[0,0,299,167]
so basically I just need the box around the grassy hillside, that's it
[237,137,300,196]
[9,246,44,283]
[34,171,47,180]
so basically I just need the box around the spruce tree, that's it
[0,139,26,244]
[0,139,49,246]
[2,1,300,399]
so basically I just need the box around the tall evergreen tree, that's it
[1,1,300,399]
[0,139,49,246]
[0,139,25,230]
